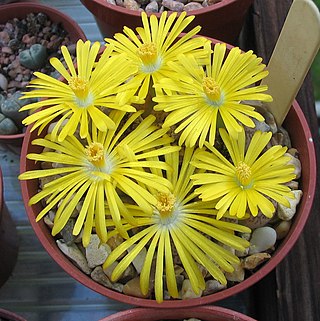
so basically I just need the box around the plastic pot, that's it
[0,167,19,288]
[19,36,316,308]
[0,2,87,146]
[99,306,256,321]
[80,0,253,44]
[0,308,26,321]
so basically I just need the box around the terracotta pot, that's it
[0,308,26,321]
[19,35,316,308]
[80,0,253,44]
[0,2,87,146]
[0,167,19,288]
[99,306,256,321]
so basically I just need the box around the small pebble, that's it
[184,2,203,10]
[249,226,277,254]
[252,118,271,132]
[115,0,125,6]
[261,109,278,134]
[275,220,292,240]
[56,239,92,274]
[225,263,245,282]
[123,277,150,298]
[60,219,77,245]
[103,261,118,279]
[85,234,112,268]
[243,253,271,270]
[136,0,150,5]
[181,279,203,299]
[123,0,141,9]
[145,0,159,12]
[91,266,124,292]
[203,279,226,295]
[0,74,8,91]
[277,127,292,148]
[286,180,299,190]
[162,0,184,11]
[277,190,303,221]
[128,245,147,274]
[285,152,301,179]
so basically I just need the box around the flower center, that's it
[236,161,252,187]
[69,76,89,100]
[156,192,176,219]
[85,142,105,167]
[137,43,158,66]
[203,77,222,102]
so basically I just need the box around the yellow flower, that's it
[20,40,139,141]
[191,129,296,219]
[153,43,273,147]
[19,111,180,246]
[105,12,210,101]
[103,147,250,303]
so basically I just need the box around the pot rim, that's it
[0,308,27,321]
[98,306,257,321]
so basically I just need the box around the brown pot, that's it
[80,0,253,44]
[0,2,87,146]
[0,167,19,288]
[19,97,316,308]
[99,306,256,321]
[0,308,26,321]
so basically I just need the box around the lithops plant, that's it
[0,113,18,135]
[19,44,48,70]
[0,91,34,134]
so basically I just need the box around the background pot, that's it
[0,167,19,288]
[0,308,26,321]
[99,306,256,321]
[19,34,316,308]
[0,2,87,146]
[80,0,253,44]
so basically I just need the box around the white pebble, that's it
[85,234,111,268]
[275,220,292,240]
[277,190,303,221]
[249,226,277,254]
[285,152,302,179]
[181,279,203,299]
[243,253,271,270]
[57,239,91,274]
[225,263,245,282]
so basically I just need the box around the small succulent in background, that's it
[0,91,35,134]
[0,113,18,135]
[0,11,82,137]
[19,44,48,70]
